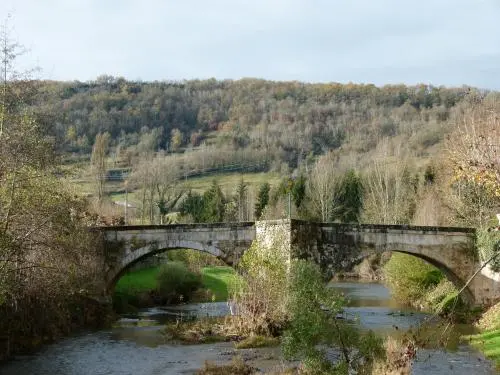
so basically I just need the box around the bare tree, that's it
[447,99,500,199]
[90,132,110,203]
[130,153,183,224]
[307,151,340,222]
[153,155,183,224]
[362,139,415,224]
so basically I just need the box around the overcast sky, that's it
[2,0,500,88]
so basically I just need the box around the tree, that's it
[90,132,110,203]
[1,16,24,137]
[291,174,307,209]
[445,99,500,227]
[170,128,183,151]
[307,151,340,222]
[254,182,270,219]
[447,99,500,198]
[180,191,205,223]
[0,22,105,353]
[137,127,162,156]
[362,140,416,224]
[202,180,226,223]
[234,177,248,221]
[332,169,363,223]
[130,153,182,224]
[283,260,385,374]
[153,157,183,224]
[65,125,77,146]
[178,181,226,223]
[130,152,155,223]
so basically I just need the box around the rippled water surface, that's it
[0,281,496,374]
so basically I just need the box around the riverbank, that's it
[0,295,114,362]
[463,301,500,368]
[1,281,495,375]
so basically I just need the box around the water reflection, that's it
[330,280,495,374]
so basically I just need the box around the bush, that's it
[197,357,254,375]
[167,249,225,273]
[424,279,456,307]
[157,261,202,304]
[227,239,289,336]
[383,253,443,306]
[283,260,385,374]
[234,335,280,349]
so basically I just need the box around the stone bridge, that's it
[97,219,500,306]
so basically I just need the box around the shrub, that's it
[157,261,202,304]
[424,279,456,307]
[383,253,443,305]
[234,335,280,349]
[227,239,289,336]
[196,357,254,375]
[167,249,224,273]
[283,260,385,374]
[370,337,414,375]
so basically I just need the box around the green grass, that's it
[115,266,160,295]
[179,171,281,195]
[74,171,280,206]
[114,265,241,303]
[464,329,500,366]
[200,266,242,301]
[234,335,280,349]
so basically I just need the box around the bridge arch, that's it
[107,240,228,290]
[350,249,475,304]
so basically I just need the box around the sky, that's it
[2,0,500,89]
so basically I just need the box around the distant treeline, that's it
[32,77,497,167]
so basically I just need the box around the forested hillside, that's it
[33,77,495,169]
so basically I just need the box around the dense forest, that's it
[33,77,496,169]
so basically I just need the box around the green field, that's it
[200,266,243,301]
[106,171,280,206]
[465,329,500,366]
[98,171,281,225]
[179,171,281,195]
[114,266,160,295]
[114,265,240,304]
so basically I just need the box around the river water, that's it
[0,281,496,375]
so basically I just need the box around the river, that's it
[0,281,496,374]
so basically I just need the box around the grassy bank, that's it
[465,329,500,366]
[113,266,161,311]
[115,266,160,295]
[200,266,242,301]
[382,253,470,319]
[463,301,500,368]
[113,265,240,311]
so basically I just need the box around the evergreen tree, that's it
[291,175,307,209]
[332,169,363,223]
[254,182,270,219]
[179,191,204,222]
[202,180,226,222]
[234,177,248,221]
